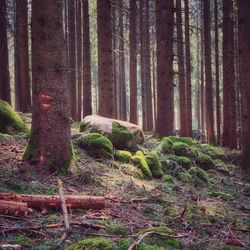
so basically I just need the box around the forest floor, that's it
[0,119,250,250]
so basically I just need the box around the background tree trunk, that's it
[0,0,11,104]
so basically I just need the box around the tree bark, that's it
[155,0,174,136]
[0,0,11,104]
[82,0,92,118]
[176,0,187,137]
[237,0,250,168]
[97,0,115,118]
[129,0,138,124]
[203,0,216,144]
[24,0,72,173]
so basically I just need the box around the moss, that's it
[79,121,91,132]
[177,172,192,183]
[66,238,114,250]
[131,151,153,179]
[23,129,40,162]
[209,191,234,201]
[159,137,174,154]
[162,175,173,182]
[115,150,132,163]
[195,151,215,170]
[120,163,144,178]
[188,167,209,183]
[164,206,178,217]
[13,234,33,248]
[114,239,132,250]
[107,224,128,235]
[140,226,172,235]
[111,121,133,149]
[0,100,29,135]
[214,159,228,169]
[77,133,113,159]
[176,156,193,169]
[201,144,226,159]
[138,244,164,250]
[172,142,190,156]
[168,136,197,146]
[146,151,163,178]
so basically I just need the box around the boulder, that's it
[80,115,144,149]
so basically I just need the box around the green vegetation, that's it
[120,163,144,178]
[177,172,192,183]
[162,174,173,182]
[140,226,172,235]
[107,223,128,235]
[159,137,174,154]
[188,167,209,183]
[66,238,113,250]
[115,150,132,163]
[146,151,163,178]
[209,191,234,201]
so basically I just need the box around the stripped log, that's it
[0,200,29,216]
[0,193,105,210]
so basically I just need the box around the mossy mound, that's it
[115,150,132,163]
[177,172,192,183]
[172,142,191,156]
[146,151,163,178]
[188,167,209,185]
[168,136,198,146]
[131,151,153,179]
[120,163,144,178]
[162,174,173,182]
[138,244,165,250]
[66,238,113,250]
[201,144,226,160]
[159,137,174,154]
[0,100,29,135]
[195,151,215,170]
[77,133,113,159]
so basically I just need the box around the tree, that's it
[176,0,187,136]
[82,0,92,118]
[24,0,72,173]
[14,0,31,113]
[97,0,115,118]
[155,0,174,136]
[237,0,250,168]
[203,0,216,144]
[68,0,77,121]
[129,0,138,124]
[184,0,192,136]
[0,0,11,104]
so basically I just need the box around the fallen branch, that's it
[0,200,30,216]
[0,193,105,210]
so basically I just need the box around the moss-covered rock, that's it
[146,151,163,178]
[177,172,192,183]
[120,163,144,178]
[77,133,113,159]
[188,167,209,183]
[168,136,197,146]
[162,174,173,182]
[0,100,29,135]
[195,151,215,170]
[131,151,153,179]
[159,137,174,154]
[172,142,191,156]
[201,144,226,160]
[114,239,132,250]
[115,150,132,163]
[175,156,193,169]
[66,238,114,250]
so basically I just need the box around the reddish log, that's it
[0,200,29,216]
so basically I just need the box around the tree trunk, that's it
[0,0,11,104]
[203,0,216,144]
[76,0,82,121]
[82,0,92,118]
[118,0,127,121]
[155,0,174,136]
[129,0,138,124]
[97,0,115,118]
[214,0,221,145]
[184,0,192,137]
[237,0,250,168]
[68,0,77,121]
[14,0,31,113]
[24,0,72,173]
[200,26,205,138]
[176,0,187,137]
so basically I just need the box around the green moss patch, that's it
[120,163,144,178]
[172,142,191,156]
[195,151,215,170]
[159,137,174,154]
[140,226,172,235]
[209,191,234,201]
[77,133,113,159]
[162,175,173,182]
[188,167,209,183]
[115,150,132,163]
[66,238,113,250]
[146,151,163,178]
[177,172,192,183]
[0,100,29,135]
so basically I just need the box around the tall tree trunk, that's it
[200,27,205,137]
[76,0,82,121]
[140,0,153,131]
[203,0,216,144]
[222,0,237,149]
[82,0,92,118]
[184,0,192,137]
[118,0,127,121]
[97,0,115,118]
[155,0,174,136]
[196,20,201,131]
[176,0,187,137]
[237,0,250,168]
[15,0,31,113]
[129,0,138,124]
[68,0,77,120]
[0,0,11,104]
[214,0,221,144]
[24,0,71,173]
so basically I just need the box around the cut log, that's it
[0,193,105,210]
[0,200,29,216]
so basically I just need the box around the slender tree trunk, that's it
[152,48,157,125]
[118,0,127,121]
[203,0,216,144]
[184,0,192,137]
[76,0,82,121]
[0,0,11,104]
[200,27,205,137]
[196,21,201,131]
[155,0,174,136]
[214,0,221,144]
[97,0,115,118]
[237,0,250,168]
[82,0,92,118]
[68,0,77,120]
[176,0,187,137]
[24,0,71,173]
[129,0,138,124]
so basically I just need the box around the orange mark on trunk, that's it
[41,103,51,110]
